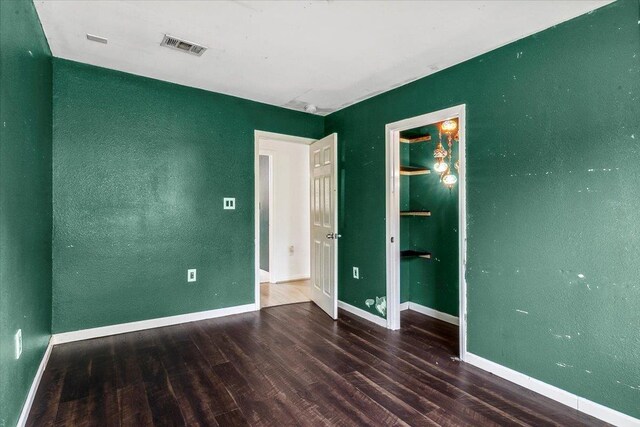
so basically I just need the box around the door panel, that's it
[310,134,338,319]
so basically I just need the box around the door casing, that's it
[384,104,468,361]
[258,152,274,283]
[254,130,317,309]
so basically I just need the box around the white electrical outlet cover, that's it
[223,198,235,210]
[353,267,359,279]
[188,268,197,282]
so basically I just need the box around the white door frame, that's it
[258,151,275,284]
[254,130,316,309]
[385,104,468,360]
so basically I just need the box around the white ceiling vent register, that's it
[160,34,207,56]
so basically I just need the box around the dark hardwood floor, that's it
[27,303,609,426]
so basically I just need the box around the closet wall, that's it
[400,124,459,316]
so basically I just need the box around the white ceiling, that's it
[35,0,611,115]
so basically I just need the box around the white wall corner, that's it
[465,353,640,427]
[338,301,387,328]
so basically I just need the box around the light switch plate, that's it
[187,268,196,282]
[223,198,235,210]
[353,267,359,279]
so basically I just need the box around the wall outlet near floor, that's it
[353,267,359,279]
[187,268,197,282]
[15,329,22,359]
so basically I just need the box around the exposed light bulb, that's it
[442,173,458,186]
[441,119,457,133]
[434,161,448,173]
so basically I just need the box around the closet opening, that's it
[385,105,467,360]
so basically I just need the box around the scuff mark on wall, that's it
[616,380,639,391]
[556,362,574,368]
[375,296,387,317]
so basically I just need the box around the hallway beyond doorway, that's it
[260,279,310,308]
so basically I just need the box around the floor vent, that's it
[160,34,207,56]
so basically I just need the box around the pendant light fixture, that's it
[434,119,459,189]
[433,142,448,173]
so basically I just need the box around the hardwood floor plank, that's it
[28,302,611,427]
[25,366,65,427]
[341,308,608,427]
[267,305,507,426]
[86,352,120,427]
[215,409,249,426]
[117,383,154,427]
[342,370,440,426]
[137,346,187,426]
[189,323,229,367]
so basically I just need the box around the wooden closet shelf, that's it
[400,134,432,143]
[400,166,430,176]
[400,211,431,217]
[400,250,432,259]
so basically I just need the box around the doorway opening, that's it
[255,133,313,308]
[385,105,467,360]
[254,131,339,318]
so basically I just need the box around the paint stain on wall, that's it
[375,296,387,317]
[365,296,387,317]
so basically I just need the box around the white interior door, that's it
[310,134,338,319]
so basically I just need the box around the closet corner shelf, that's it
[400,211,432,217]
[400,250,431,259]
[400,134,431,144]
[400,166,430,176]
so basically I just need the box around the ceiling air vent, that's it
[160,34,207,56]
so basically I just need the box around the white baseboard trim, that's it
[51,303,258,345]
[17,339,53,427]
[407,302,459,326]
[338,301,387,328]
[399,302,410,311]
[465,352,640,427]
[275,275,311,283]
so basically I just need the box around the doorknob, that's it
[326,233,342,239]
[326,233,334,239]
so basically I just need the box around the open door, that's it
[310,134,338,319]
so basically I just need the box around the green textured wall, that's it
[400,125,459,315]
[52,59,323,333]
[0,0,52,425]
[326,0,640,418]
